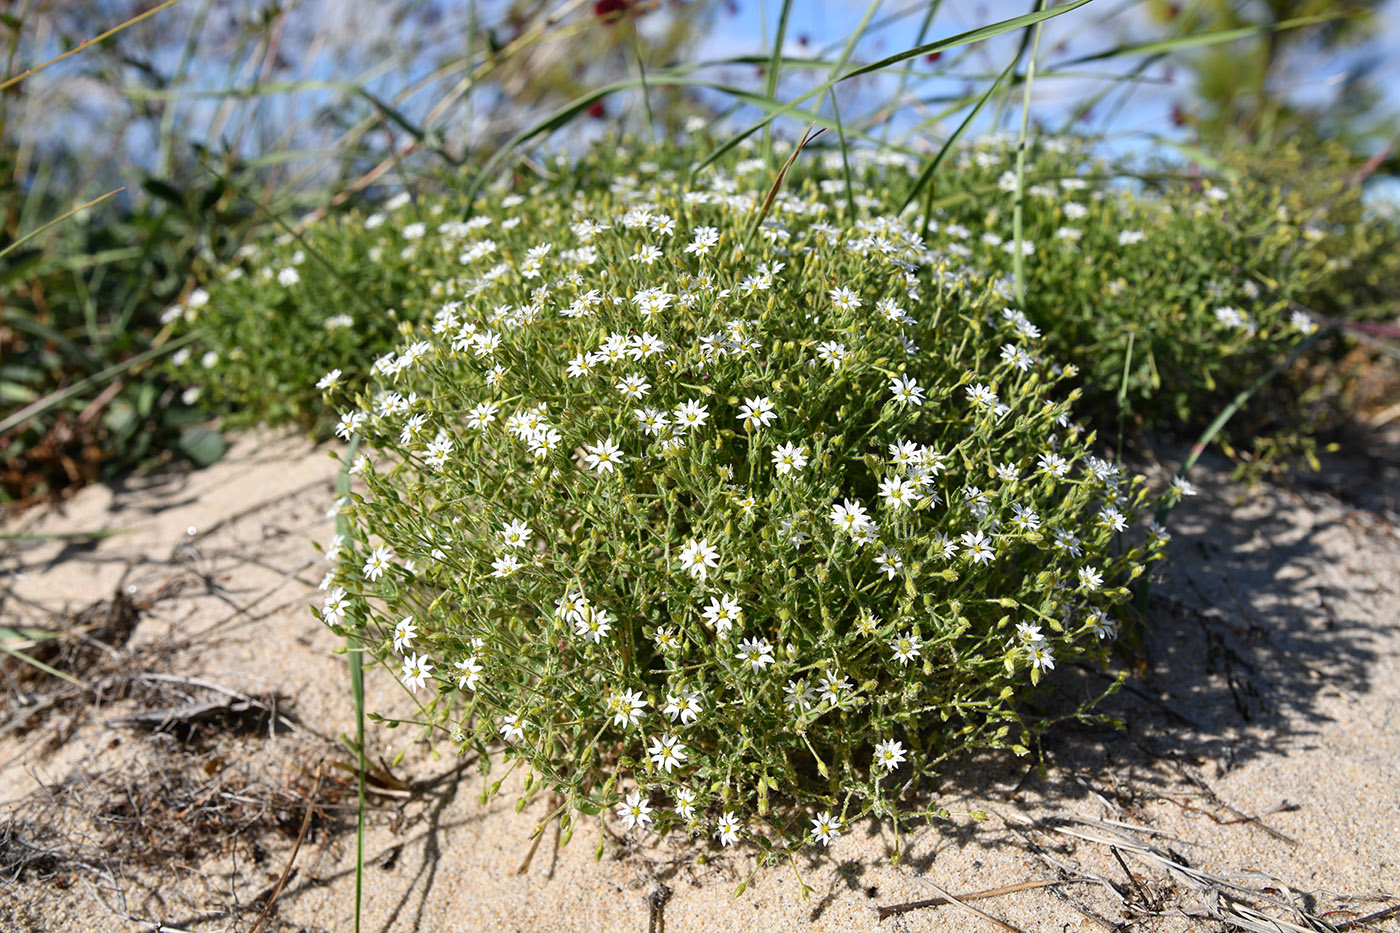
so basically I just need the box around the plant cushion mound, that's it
[313,148,1168,860]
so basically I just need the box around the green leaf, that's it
[175,426,227,467]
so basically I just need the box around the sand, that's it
[1,427,1397,932]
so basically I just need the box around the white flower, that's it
[966,383,999,410]
[500,714,526,742]
[316,369,343,390]
[1171,476,1198,497]
[401,653,434,693]
[648,734,689,774]
[1078,565,1104,591]
[633,407,670,436]
[961,531,995,564]
[1086,608,1119,640]
[491,554,522,578]
[810,811,841,846]
[392,616,417,654]
[736,636,775,672]
[888,375,925,406]
[890,630,922,665]
[873,739,906,771]
[673,787,697,820]
[575,607,613,643]
[320,586,349,626]
[679,537,719,580]
[1099,506,1129,533]
[609,688,648,728]
[617,790,653,830]
[999,344,1034,372]
[584,437,624,474]
[1028,642,1057,673]
[829,286,862,311]
[664,688,703,725]
[715,811,741,846]
[362,545,394,581]
[830,498,872,535]
[877,475,917,510]
[738,396,777,429]
[454,656,483,690]
[1038,452,1070,477]
[500,520,532,548]
[771,442,809,475]
[672,399,710,431]
[615,373,651,399]
[701,594,742,636]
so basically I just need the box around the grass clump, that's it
[308,144,1169,866]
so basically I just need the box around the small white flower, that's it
[715,811,742,846]
[890,630,922,665]
[736,636,775,672]
[320,586,349,626]
[648,734,689,774]
[617,790,654,830]
[401,653,434,694]
[362,545,394,581]
[500,714,526,742]
[830,498,872,535]
[584,437,625,474]
[960,530,995,564]
[738,396,777,429]
[810,811,841,846]
[1078,565,1104,591]
[392,616,417,653]
[888,375,925,407]
[500,520,532,549]
[873,739,906,771]
[679,537,719,581]
[491,554,522,578]
[771,442,809,475]
[316,369,343,390]
[701,594,742,636]
[664,688,703,725]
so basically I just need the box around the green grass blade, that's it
[762,0,796,166]
[1011,3,1047,307]
[828,91,855,220]
[0,0,185,92]
[0,642,82,686]
[0,188,124,262]
[335,435,365,933]
[901,54,1017,221]
[695,0,1093,174]
[1058,11,1351,66]
[0,329,204,436]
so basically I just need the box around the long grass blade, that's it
[762,0,796,166]
[0,330,203,436]
[335,435,366,933]
[0,0,186,92]
[0,188,124,262]
[695,0,1093,174]
[1010,2,1048,308]
[1057,11,1352,66]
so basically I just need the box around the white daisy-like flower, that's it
[583,437,624,474]
[679,537,719,580]
[499,519,532,549]
[771,442,809,475]
[617,790,654,830]
[715,811,742,846]
[830,498,872,534]
[890,630,922,665]
[701,593,742,636]
[664,688,703,725]
[873,738,906,771]
[810,811,842,846]
[401,653,434,694]
[888,375,925,406]
[648,734,689,774]
[738,395,777,429]
[736,636,775,672]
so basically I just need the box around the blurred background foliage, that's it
[2,0,1397,505]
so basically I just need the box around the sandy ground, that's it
[1,428,1397,933]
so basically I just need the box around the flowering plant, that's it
[313,144,1167,866]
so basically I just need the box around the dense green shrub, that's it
[310,151,1172,862]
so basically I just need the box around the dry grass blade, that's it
[246,763,323,933]
[896,878,1025,932]
[746,123,825,246]
[877,879,1085,920]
